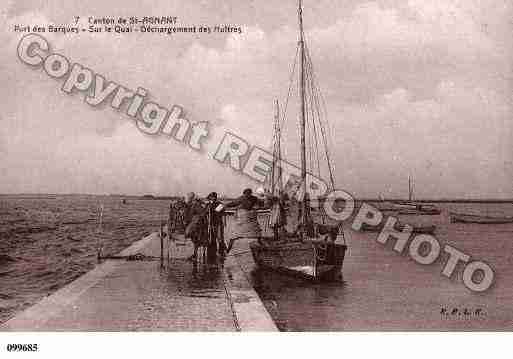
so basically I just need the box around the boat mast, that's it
[408,175,414,201]
[271,99,282,196]
[276,100,283,195]
[298,0,308,231]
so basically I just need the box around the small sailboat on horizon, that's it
[394,175,441,215]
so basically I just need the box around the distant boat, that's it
[450,212,513,224]
[360,223,436,234]
[375,202,441,215]
[393,176,441,215]
[375,201,400,213]
[390,175,416,208]
[397,206,441,215]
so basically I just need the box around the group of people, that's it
[169,188,276,263]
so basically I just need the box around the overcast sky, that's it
[0,0,511,198]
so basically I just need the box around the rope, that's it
[305,58,322,179]
[100,252,196,262]
[221,273,241,332]
[304,43,336,191]
[279,42,300,131]
[98,253,162,261]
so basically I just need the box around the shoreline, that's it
[1,193,513,203]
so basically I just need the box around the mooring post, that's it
[160,222,164,263]
[96,203,104,262]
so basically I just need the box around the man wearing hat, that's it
[205,192,227,258]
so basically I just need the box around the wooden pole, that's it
[298,0,308,238]
[97,204,104,261]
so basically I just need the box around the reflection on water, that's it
[159,258,227,301]
[249,202,513,331]
[250,267,349,331]
[187,266,226,299]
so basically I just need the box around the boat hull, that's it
[249,239,347,281]
[397,209,441,215]
[450,212,513,224]
[377,202,441,215]
[360,223,436,234]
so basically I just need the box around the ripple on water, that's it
[0,254,16,265]
[0,195,170,324]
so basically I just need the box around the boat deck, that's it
[1,232,277,331]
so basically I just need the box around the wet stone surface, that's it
[6,235,238,331]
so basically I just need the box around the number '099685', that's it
[6,344,39,352]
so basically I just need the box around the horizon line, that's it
[1,192,513,203]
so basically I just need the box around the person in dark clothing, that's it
[205,192,227,258]
[175,197,186,232]
[168,199,184,234]
[183,192,207,262]
[168,201,176,234]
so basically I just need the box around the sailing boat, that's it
[394,175,441,215]
[249,0,347,281]
[395,175,416,208]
